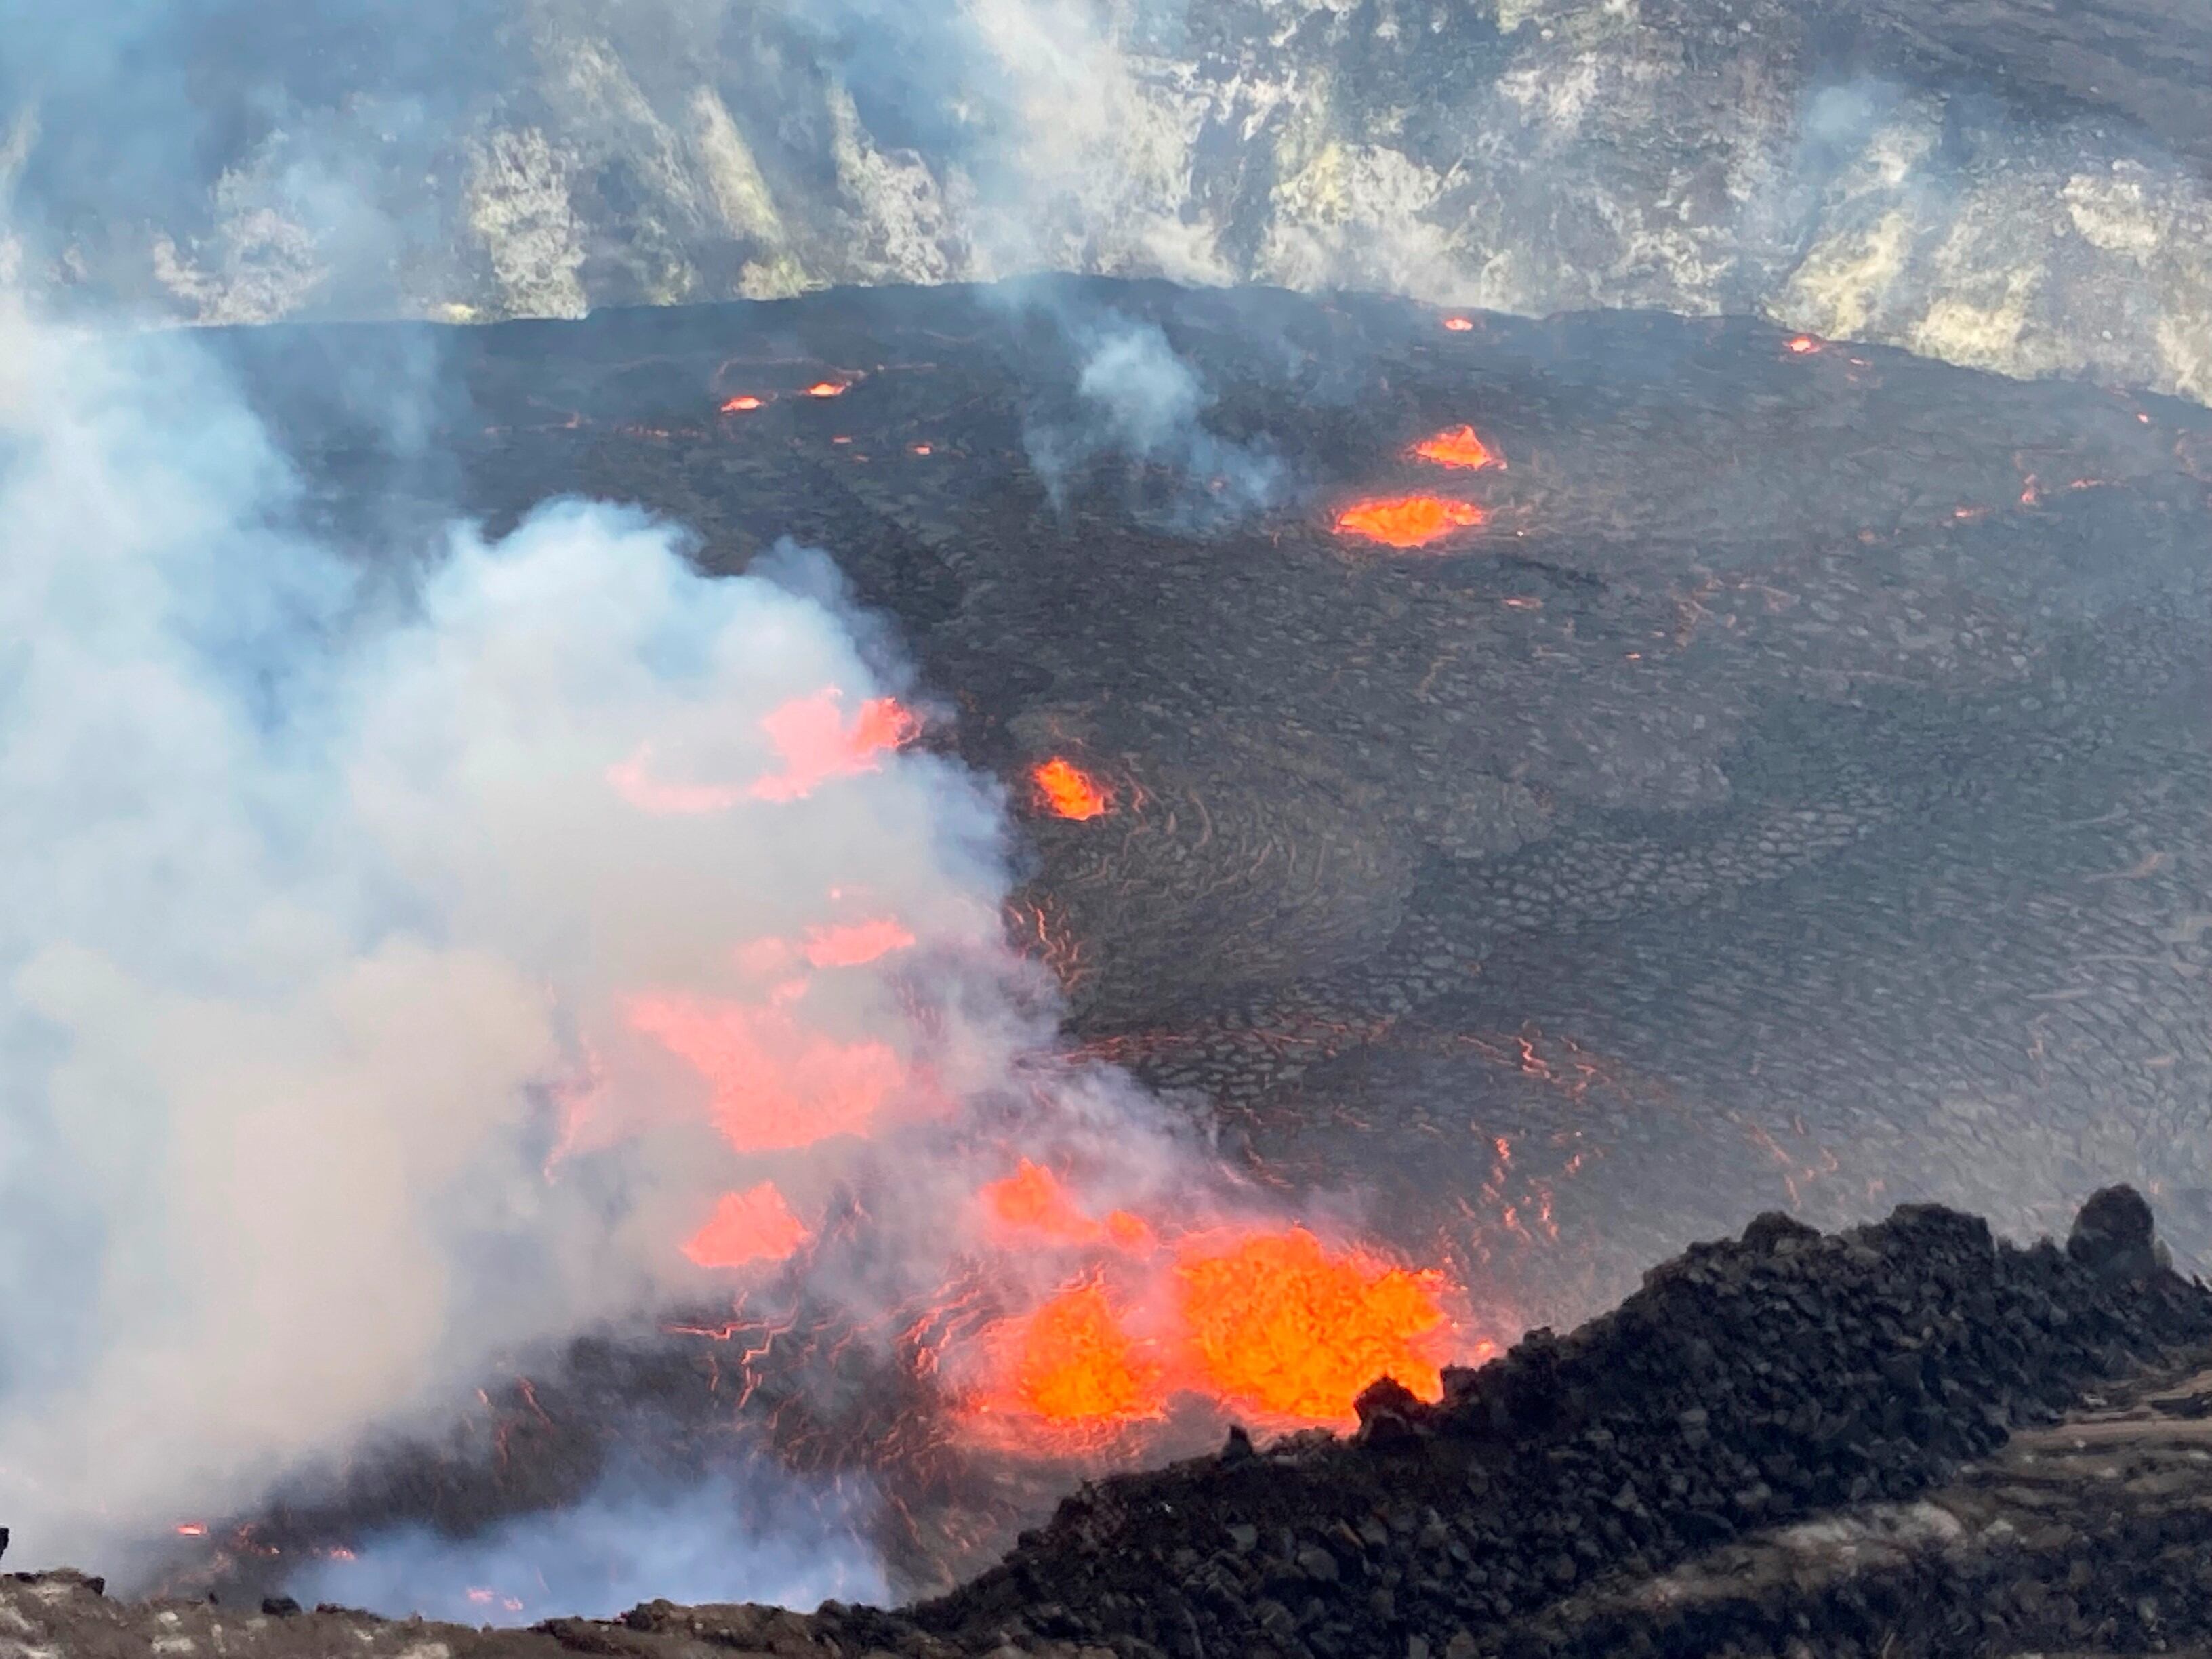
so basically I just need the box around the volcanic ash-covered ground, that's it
[177,274,2212,1606]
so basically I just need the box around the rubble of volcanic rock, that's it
[14,1185,2212,1658]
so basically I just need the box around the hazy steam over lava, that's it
[0,284,1471,1602]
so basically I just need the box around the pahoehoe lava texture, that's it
[220,276,2212,1313]
[16,1190,2212,1656]
[188,274,2212,1599]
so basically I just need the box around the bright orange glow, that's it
[752,691,920,803]
[911,443,933,457]
[1441,316,1475,333]
[1411,425,1502,470]
[1104,1210,1158,1253]
[1174,1229,1452,1423]
[982,1160,1103,1244]
[627,994,899,1150]
[1786,335,1822,354]
[684,1182,810,1268]
[804,381,848,398]
[803,916,917,968]
[174,1523,207,1538]
[720,394,765,413]
[1032,756,1110,821]
[1333,495,1486,548]
[981,1282,1164,1425]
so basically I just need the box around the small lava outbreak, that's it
[1412,425,1502,470]
[683,1181,811,1268]
[720,394,766,413]
[1033,757,1111,820]
[1333,495,1488,548]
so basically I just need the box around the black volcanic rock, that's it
[5,1191,2212,1656]
[2069,1183,2163,1282]
[905,1191,2212,1659]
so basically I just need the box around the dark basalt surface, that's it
[179,274,2212,1601]
[14,1188,2212,1657]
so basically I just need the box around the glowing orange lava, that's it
[981,1282,1164,1427]
[1411,425,1502,470]
[1786,335,1822,355]
[627,994,900,1150]
[1332,495,1487,549]
[1174,1229,1452,1424]
[683,1181,810,1268]
[752,691,920,803]
[1441,316,1475,333]
[983,1160,1106,1244]
[173,1523,207,1538]
[1032,756,1110,821]
[804,381,848,398]
[720,394,765,413]
[802,916,917,968]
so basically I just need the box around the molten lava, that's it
[1441,316,1475,333]
[979,1281,1164,1428]
[1411,425,1502,470]
[802,917,916,968]
[1174,1229,1452,1424]
[752,691,920,803]
[804,381,849,398]
[1332,495,1487,549]
[684,1182,810,1268]
[1786,335,1822,355]
[627,993,901,1150]
[982,1160,1102,1244]
[720,394,765,413]
[1032,756,1110,821]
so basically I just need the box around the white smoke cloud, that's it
[1023,311,1284,527]
[284,1460,888,1623]
[0,283,1221,1584]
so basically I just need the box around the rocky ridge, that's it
[10,1187,2212,1658]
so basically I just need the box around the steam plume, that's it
[0,283,1224,1586]
[1022,309,1284,527]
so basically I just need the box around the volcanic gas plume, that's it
[0,289,1475,1599]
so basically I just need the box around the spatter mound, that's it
[9,1187,2212,1658]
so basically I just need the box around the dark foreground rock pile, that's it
[8,1188,2212,1659]
[905,1187,2212,1659]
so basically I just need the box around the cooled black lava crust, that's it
[200,277,2212,1595]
